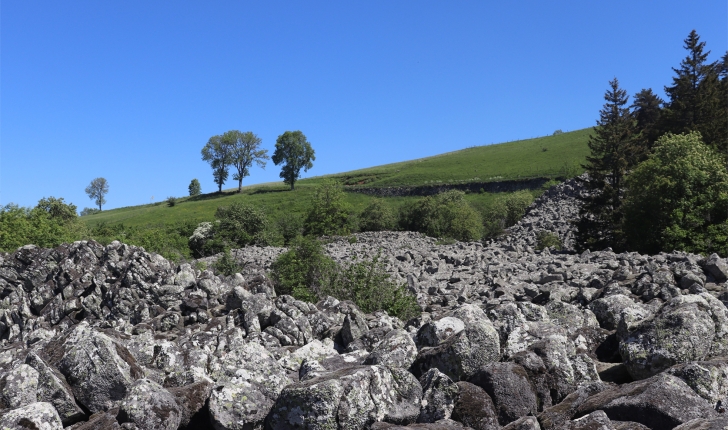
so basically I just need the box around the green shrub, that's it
[80,207,101,216]
[536,231,563,251]
[0,198,89,252]
[189,203,270,257]
[270,238,420,321]
[167,197,177,207]
[399,190,483,242]
[91,221,195,262]
[359,199,396,232]
[213,248,245,276]
[324,252,420,321]
[276,212,304,245]
[270,236,338,302]
[303,179,352,237]
[480,191,534,240]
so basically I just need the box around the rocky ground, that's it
[1,177,728,429]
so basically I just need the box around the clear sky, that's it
[1,1,726,211]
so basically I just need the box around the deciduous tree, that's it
[201,135,232,192]
[222,130,270,193]
[85,177,109,210]
[623,132,728,255]
[272,131,315,191]
[188,178,201,196]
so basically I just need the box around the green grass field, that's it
[82,128,591,230]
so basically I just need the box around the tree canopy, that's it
[623,132,728,255]
[272,131,315,190]
[201,134,232,192]
[85,177,109,210]
[223,130,270,193]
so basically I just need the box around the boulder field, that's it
[1,177,728,429]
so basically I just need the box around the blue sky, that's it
[2,1,726,211]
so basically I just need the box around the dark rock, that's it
[468,362,539,426]
[450,381,499,430]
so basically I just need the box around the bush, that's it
[213,248,245,276]
[536,231,563,251]
[359,199,396,232]
[167,196,177,207]
[91,221,195,262]
[276,213,304,245]
[623,132,728,255]
[80,207,101,216]
[189,179,201,196]
[270,236,338,302]
[480,191,534,240]
[270,237,420,321]
[303,179,352,237]
[188,203,270,257]
[399,190,483,242]
[0,198,88,252]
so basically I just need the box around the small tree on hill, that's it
[201,134,232,192]
[222,130,270,193]
[272,131,315,191]
[188,179,201,196]
[85,177,109,210]
[575,78,637,252]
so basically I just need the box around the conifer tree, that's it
[663,30,725,153]
[631,88,663,158]
[575,78,636,252]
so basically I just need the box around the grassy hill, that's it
[82,128,591,230]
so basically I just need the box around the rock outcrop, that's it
[0,176,727,429]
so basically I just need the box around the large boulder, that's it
[40,321,144,413]
[417,368,459,423]
[24,351,85,426]
[1,363,38,409]
[575,373,718,429]
[450,381,500,430]
[117,378,182,430]
[412,305,500,381]
[619,294,728,380]
[208,342,291,430]
[267,365,422,430]
[0,401,64,430]
[468,362,539,426]
[365,329,418,369]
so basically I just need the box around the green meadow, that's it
[82,128,591,230]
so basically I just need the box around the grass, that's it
[80,128,591,230]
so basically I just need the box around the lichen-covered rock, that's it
[0,401,64,430]
[468,362,539,426]
[208,342,291,430]
[371,419,472,429]
[1,363,38,409]
[365,329,418,369]
[25,351,85,426]
[575,373,718,429]
[69,411,124,430]
[666,359,728,408]
[589,294,647,331]
[412,305,500,382]
[619,294,728,380]
[566,410,614,430]
[41,321,144,413]
[417,368,459,423]
[341,308,370,346]
[118,378,181,430]
[267,365,422,430]
[415,317,465,348]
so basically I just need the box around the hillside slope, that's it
[81,128,591,228]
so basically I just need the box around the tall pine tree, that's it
[631,88,663,159]
[576,78,637,252]
[663,30,725,154]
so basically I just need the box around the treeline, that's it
[576,30,728,255]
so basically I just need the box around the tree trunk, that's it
[238,179,243,193]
